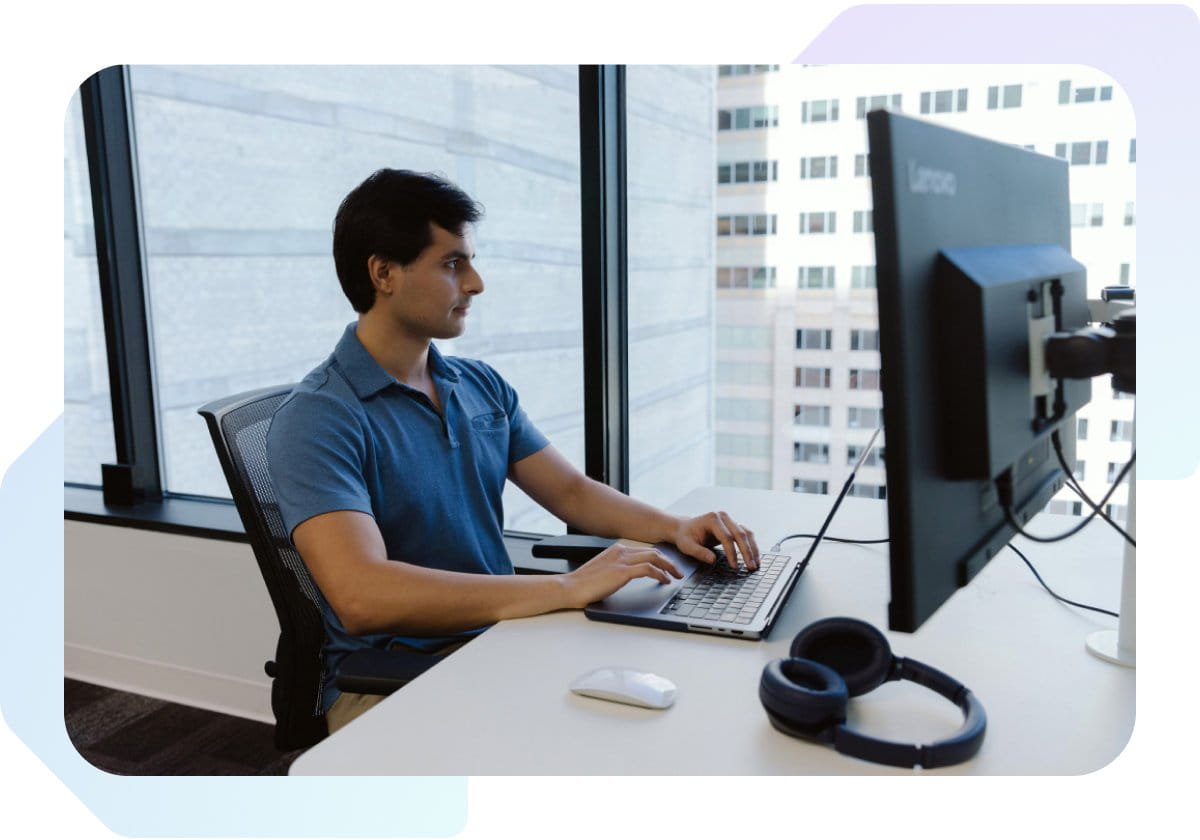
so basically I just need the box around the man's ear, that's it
[367,255,393,295]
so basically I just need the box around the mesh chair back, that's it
[198,385,328,750]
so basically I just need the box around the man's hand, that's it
[560,544,684,609]
[670,511,760,570]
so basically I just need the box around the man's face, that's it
[376,224,482,341]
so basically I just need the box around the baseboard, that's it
[65,644,274,724]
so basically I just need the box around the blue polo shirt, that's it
[265,322,550,712]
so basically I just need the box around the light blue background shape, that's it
[1,417,467,837]
[798,3,1198,480]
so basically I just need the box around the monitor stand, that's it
[1086,413,1135,668]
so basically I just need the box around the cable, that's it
[772,534,889,551]
[1007,543,1118,618]
[1051,431,1135,547]
[998,450,1135,544]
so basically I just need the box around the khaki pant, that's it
[325,638,471,733]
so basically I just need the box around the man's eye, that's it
[445,260,458,269]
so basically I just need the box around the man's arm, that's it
[508,445,761,569]
[292,509,683,637]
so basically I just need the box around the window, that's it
[718,65,779,77]
[920,88,967,113]
[718,325,773,348]
[1110,420,1133,442]
[1119,263,1130,285]
[793,479,829,495]
[718,105,779,131]
[718,159,777,184]
[1124,202,1135,226]
[1090,203,1104,227]
[794,405,832,426]
[717,362,772,385]
[856,94,901,118]
[717,214,776,236]
[1078,417,1089,440]
[848,484,887,500]
[1106,504,1127,521]
[1071,203,1104,228]
[1129,138,1136,163]
[716,398,772,422]
[1056,140,1109,166]
[1107,462,1122,483]
[717,266,776,289]
[801,99,840,123]
[716,434,772,457]
[1059,81,1114,104]
[987,84,1022,109]
[800,155,838,179]
[795,367,832,388]
[799,211,837,234]
[851,266,876,289]
[795,328,833,350]
[847,445,885,467]
[853,210,873,233]
[1049,500,1084,517]
[848,368,881,390]
[850,329,880,351]
[854,153,870,177]
[798,266,836,290]
[794,442,830,464]
[1074,460,1086,481]
[847,406,883,428]
[65,91,117,486]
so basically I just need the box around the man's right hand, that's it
[559,543,683,609]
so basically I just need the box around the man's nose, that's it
[463,265,484,295]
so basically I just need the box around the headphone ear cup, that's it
[758,658,848,740]
[790,617,895,697]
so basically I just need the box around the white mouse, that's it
[569,667,677,709]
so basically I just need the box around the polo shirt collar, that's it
[333,322,460,400]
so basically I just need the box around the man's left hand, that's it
[671,511,760,570]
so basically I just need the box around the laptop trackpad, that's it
[591,546,701,614]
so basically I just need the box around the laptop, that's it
[583,427,883,640]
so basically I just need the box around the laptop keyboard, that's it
[659,553,789,624]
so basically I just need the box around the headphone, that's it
[759,617,986,769]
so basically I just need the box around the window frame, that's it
[65,64,637,543]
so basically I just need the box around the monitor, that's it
[867,110,1093,632]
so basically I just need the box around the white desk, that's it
[291,487,1134,775]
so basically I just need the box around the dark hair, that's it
[332,169,484,313]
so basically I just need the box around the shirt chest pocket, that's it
[471,410,509,433]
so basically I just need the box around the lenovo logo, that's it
[907,159,957,196]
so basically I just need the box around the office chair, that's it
[199,385,443,750]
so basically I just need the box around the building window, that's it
[798,266,836,290]
[851,266,876,289]
[920,88,968,113]
[856,93,902,118]
[1110,420,1133,442]
[718,105,779,132]
[1055,140,1109,166]
[717,325,773,348]
[794,405,832,426]
[1119,263,1130,285]
[718,159,777,184]
[850,329,880,351]
[717,214,776,237]
[847,445,886,467]
[718,65,780,77]
[1074,460,1086,481]
[801,99,840,123]
[1070,203,1104,227]
[1078,417,1089,440]
[848,368,881,390]
[1124,201,1135,226]
[794,442,830,464]
[847,406,883,428]
[793,479,830,495]
[795,366,832,388]
[853,210,873,233]
[718,266,776,290]
[1106,504,1127,521]
[716,433,772,457]
[1129,138,1136,163]
[848,484,887,500]
[1059,81,1114,104]
[801,155,838,179]
[854,153,870,177]
[1049,500,1084,517]
[796,328,833,350]
[716,398,772,422]
[987,84,1023,109]
[799,211,837,234]
[717,361,772,385]
[1107,462,1122,483]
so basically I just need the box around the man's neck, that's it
[354,312,433,387]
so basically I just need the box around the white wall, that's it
[64,522,278,723]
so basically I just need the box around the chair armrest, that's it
[334,647,445,696]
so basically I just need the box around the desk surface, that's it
[291,487,1134,775]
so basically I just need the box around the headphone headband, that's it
[759,617,987,769]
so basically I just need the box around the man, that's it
[267,169,759,732]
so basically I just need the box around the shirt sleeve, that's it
[265,390,375,540]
